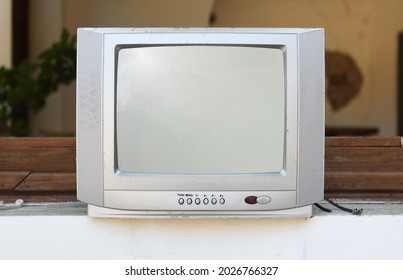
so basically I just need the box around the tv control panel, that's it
[176,193,273,207]
[177,193,226,206]
[104,190,297,211]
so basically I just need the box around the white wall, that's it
[212,0,403,136]
[1,213,403,259]
[0,0,11,67]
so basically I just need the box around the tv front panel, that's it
[76,28,324,218]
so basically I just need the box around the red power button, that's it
[244,196,258,204]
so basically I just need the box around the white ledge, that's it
[1,200,403,259]
[1,200,402,216]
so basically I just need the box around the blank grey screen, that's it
[116,46,284,174]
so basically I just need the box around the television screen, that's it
[116,46,285,174]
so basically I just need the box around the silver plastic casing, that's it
[76,28,324,218]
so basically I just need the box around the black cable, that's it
[314,202,332,213]
[324,198,363,215]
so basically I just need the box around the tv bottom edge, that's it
[86,204,313,218]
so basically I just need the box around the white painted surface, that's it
[1,204,403,259]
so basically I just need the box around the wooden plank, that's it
[325,137,402,147]
[0,171,30,191]
[325,147,403,172]
[0,137,76,172]
[325,138,403,199]
[14,172,76,192]
[1,136,403,201]
[325,172,403,191]
[325,192,403,200]
[326,193,403,200]
[0,147,76,172]
[0,194,77,203]
[0,137,76,148]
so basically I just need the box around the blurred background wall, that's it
[0,0,11,68]
[3,0,403,136]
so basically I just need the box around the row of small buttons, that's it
[178,197,225,205]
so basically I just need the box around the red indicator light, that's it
[245,196,258,204]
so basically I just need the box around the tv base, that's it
[87,204,313,218]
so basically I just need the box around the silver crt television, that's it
[76,28,324,218]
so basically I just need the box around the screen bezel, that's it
[102,30,299,192]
